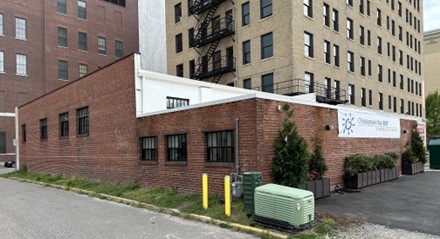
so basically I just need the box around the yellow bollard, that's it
[224,176,231,217]
[202,173,208,209]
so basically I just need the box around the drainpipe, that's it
[235,118,239,175]
[15,107,19,171]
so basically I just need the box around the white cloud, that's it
[424,0,440,31]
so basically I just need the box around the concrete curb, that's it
[8,177,288,239]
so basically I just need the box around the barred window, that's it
[77,107,89,135]
[207,131,234,162]
[59,112,69,137]
[166,97,189,109]
[40,118,48,140]
[167,134,187,161]
[141,137,158,161]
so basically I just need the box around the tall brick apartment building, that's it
[166,0,425,119]
[0,0,140,161]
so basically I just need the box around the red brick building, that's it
[0,0,139,161]
[18,54,416,194]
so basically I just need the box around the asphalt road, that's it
[317,170,440,236]
[0,177,257,239]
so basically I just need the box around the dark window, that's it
[377,37,382,54]
[141,137,158,161]
[58,60,68,80]
[78,32,87,51]
[304,0,313,17]
[368,60,372,76]
[377,8,382,26]
[58,27,67,47]
[261,32,273,59]
[167,134,187,161]
[346,18,353,39]
[393,97,397,113]
[359,0,364,13]
[367,30,371,46]
[212,51,221,70]
[188,0,193,16]
[260,0,272,19]
[348,84,355,104]
[261,73,273,93]
[359,25,365,45]
[207,131,234,162]
[243,40,251,64]
[401,99,404,114]
[346,0,353,7]
[188,28,194,48]
[175,33,183,53]
[379,93,383,110]
[361,88,366,106]
[333,44,339,67]
[242,2,250,26]
[21,125,26,143]
[78,0,87,20]
[57,0,67,14]
[77,107,89,135]
[378,64,383,82]
[332,9,339,32]
[40,118,48,140]
[367,0,371,15]
[176,64,184,77]
[98,36,106,55]
[360,56,365,76]
[59,112,69,137]
[304,32,313,57]
[369,89,372,105]
[305,72,314,93]
[189,60,195,79]
[103,0,125,7]
[0,132,5,153]
[115,40,123,58]
[175,3,182,23]
[334,80,340,100]
[323,3,330,26]
[243,78,251,89]
[324,40,331,64]
[347,51,354,72]
[167,97,189,109]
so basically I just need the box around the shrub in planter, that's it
[402,146,424,175]
[306,135,330,199]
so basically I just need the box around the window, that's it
[78,32,87,51]
[260,0,272,19]
[332,9,339,32]
[348,84,355,104]
[189,60,195,79]
[324,40,331,64]
[243,40,251,64]
[399,26,403,41]
[304,0,313,17]
[378,64,382,82]
[261,32,273,59]
[398,1,402,16]
[141,137,158,161]
[399,50,403,65]
[58,60,68,80]
[212,51,221,70]
[175,3,182,23]
[79,64,88,77]
[176,64,183,77]
[16,54,27,76]
[367,0,371,15]
[15,17,26,40]
[57,27,67,47]
[77,107,89,135]
[304,72,314,93]
[393,71,397,87]
[359,0,364,14]
[261,73,273,93]
[377,37,382,54]
[188,28,194,48]
[207,131,234,162]
[59,112,69,137]
[359,26,365,45]
[78,0,87,20]
[388,95,392,110]
[115,40,123,58]
[167,96,189,109]
[400,74,404,89]
[167,134,187,161]
[243,78,251,89]
[175,33,183,53]
[0,51,4,72]
[360,56,365,76]
[346,18,353,39]
[367,30,371,46]
[0,14,3,35]
[324,77,331,97]
[40,118,48,140]
[21,125,26,143]
[334,80,340,100]
[323,3,330,27]
[376,8,382,26]
[369,89,373,105]
[361,88,366,106]
[242,2,250,26]
[346,0,353,7]
[401,99,404,114]
[98,36,106,55]
[368,60,372,76]
[379,93,383,110]
[333,44,340,67]
[57,0,67,14]
[104,0,125,7]
[304,32,313,58]
[347,51,354,72]
[392,45,396,62]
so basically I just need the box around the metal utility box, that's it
[429,137,440,169]
[243,172,263,212]
[254,184,315,229]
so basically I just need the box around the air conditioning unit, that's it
[254,184,315,230]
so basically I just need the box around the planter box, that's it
[402,162,424,175]
[302,178,330,199]
[346,167,399,189]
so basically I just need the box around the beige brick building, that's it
[424,28,440,94]
[166,0,424,117]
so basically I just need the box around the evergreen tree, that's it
[410,124,427,163]
[272,104,309,187]
[308,135,328,180]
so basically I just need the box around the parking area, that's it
[316,170,440,235]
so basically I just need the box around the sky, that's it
[424,0,440,31]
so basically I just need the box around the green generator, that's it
[254,184,315,230]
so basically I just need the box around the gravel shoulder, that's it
[335,223,440,239]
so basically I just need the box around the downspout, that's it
[235,118,239,175]
[15,107,19,171]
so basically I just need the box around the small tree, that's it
[272,104,309,187]
[308,135,328,181]
[410,124,427,163]
[426,91,440,137]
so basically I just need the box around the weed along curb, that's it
[8,177,288,239]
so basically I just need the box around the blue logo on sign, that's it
[341,113,355,135]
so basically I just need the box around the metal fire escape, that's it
[189,0,235,83]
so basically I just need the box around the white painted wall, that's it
[138,0,167,73]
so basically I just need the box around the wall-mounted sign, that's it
[338,109,400,138]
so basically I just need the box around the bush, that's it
[402,147,418,164]
[345,154,373,176]
[308,136,328,181]
[374,154,396,169]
